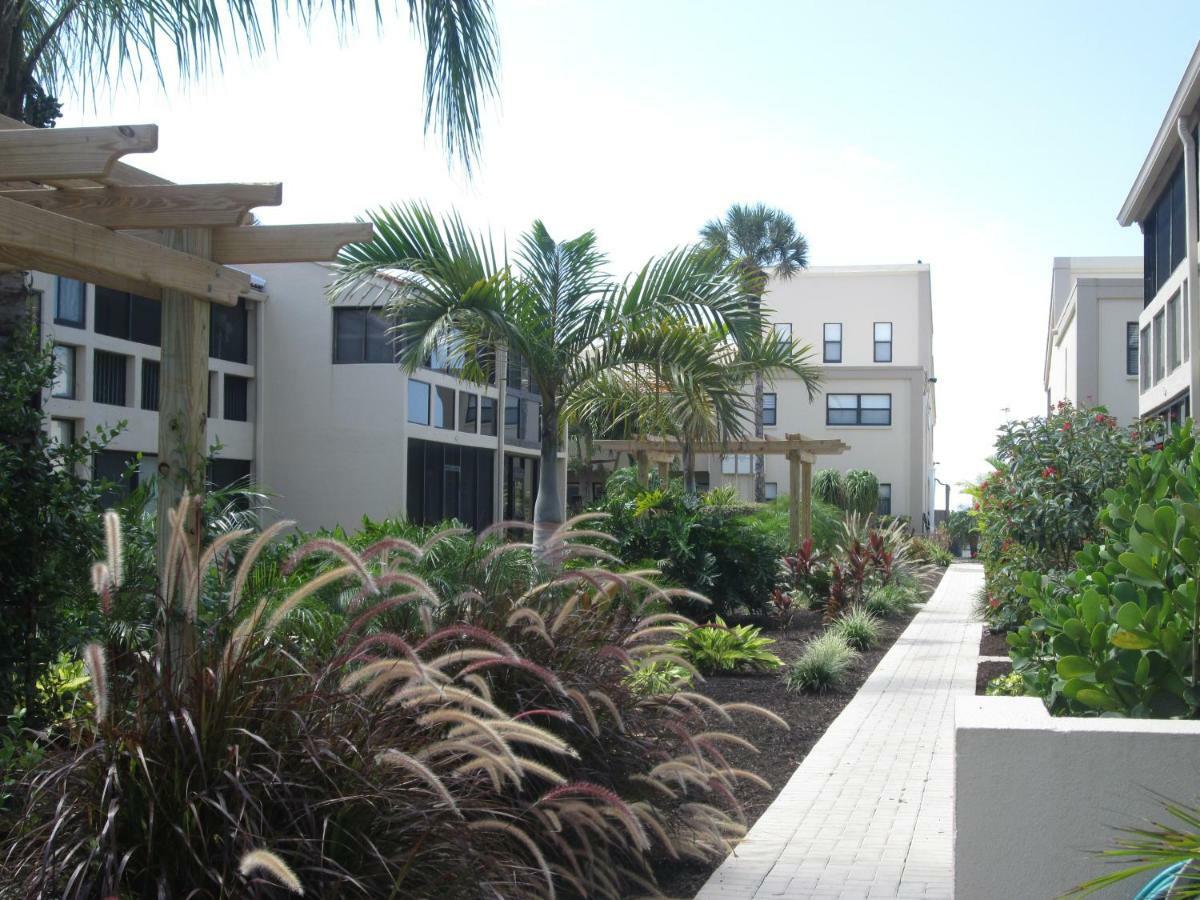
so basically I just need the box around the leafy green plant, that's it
[1009,422,1200,717]
[865,582,920,618]
[843,469,881,518]
[625,659,693,696]
[784,632,859,693]
[829,606,883,651]
[670,616,782,674]
[985,671,1025,696]
[812,468,846,508]
[702,485,739,507]
[910,535,954,567]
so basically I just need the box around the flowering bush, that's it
[969,401,1135,628]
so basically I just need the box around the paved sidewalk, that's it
[695,564,984,900]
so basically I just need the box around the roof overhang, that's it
[1118,41,1200,227]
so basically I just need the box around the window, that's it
[141,359,160,411]
[51,344,75,398]
[427,330,465,372]
[763,392,777,427]
[50,417,75,446]
[773,322,792,345]
[210,458,252,491]
[459,392,478,432]
[1141,324,1151,391]
[877,483,892,516]
[55,277,85,327]
[721,454,754,475]
[505,395,522,441]
[93,450,139,507]
[507,353,527,391]
[826,393,891,426]
[1143,160,1188,304]
[1169,295,1181,372]
[874,322,893,363]
[95,286,161,345]
[224,375,249,421]
[333,307,394,363]
[1153,310,1165,384]
[764,482,778,500]
[93,350,127,406]
[523,399,541,442]
[480,396,497,436]
[434,385,455,429]
[208,371,217,418]
[1127,322,1139,376]
[407,379,430,425]
[1186,288,1192,363]
[823,323,842,363]
[211,299,249,363]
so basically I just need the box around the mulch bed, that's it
[975,628,1012,695]
[978,628,1009,657]
[653,568,947,898]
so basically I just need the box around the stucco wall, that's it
[955,696,1200,899]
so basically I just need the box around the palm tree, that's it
[331,203,758,558]
[564,321,820,493]
[699,203,809,502]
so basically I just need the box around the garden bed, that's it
[654,566,947,897]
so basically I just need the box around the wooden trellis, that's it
[593,434,849,549]
[0,115,373,596]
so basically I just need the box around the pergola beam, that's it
[0,183,284,228]
[0,124,158,181]
[207,223,376,264]
[0,196,261,306]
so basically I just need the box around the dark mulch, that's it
[975,659,1011,695]
[978,628,1009,658]
[653,568,947,898]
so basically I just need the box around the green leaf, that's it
[1056,655,1096,679]
[1116,601,1143,631]
[1154,505,1180,543]
[1080,590,1101,630]
[1076,688,1120,710]
[1135,503,1157,533]
[1118,550,1161,583]
[1135,655,1151,686]
[1111,630,1155,650]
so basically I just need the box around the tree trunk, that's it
[683,440,697,494]
[532,400,564,564]
[753,371,764,502]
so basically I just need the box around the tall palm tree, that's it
[331,203,758,558]
[699,203,809,502]
[564,321,820,493]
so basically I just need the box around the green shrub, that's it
[625,659,693,695]
[985,671,1025,697]
[670,616,782,674]
[843,470,881,518]
[812,468,845,508]
[865,582,920,617]
[828,606,882,651]
[784,632,859,693]
[910,535,953,567]
[1008,422,1200,717]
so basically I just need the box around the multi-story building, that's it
[1043,257,1143,424]
[34,263,553,531]
[696,263,937,530]
[1118,42,1200,423]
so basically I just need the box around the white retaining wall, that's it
[955,696,1200,898]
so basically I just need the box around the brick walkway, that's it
[695,564,984,900]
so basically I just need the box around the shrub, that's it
[865,582,920,618]
[4,500,785,897]
[625,659,693,696]
[784,632,859,693]
[985,671,1025,696]
[910,535,953,567]
[829,606,883,651]
[670,616,782,674]
[969,401,1135,629]
[812,468,845,508]
[843,470,881,519]
[1009,423,1200,717]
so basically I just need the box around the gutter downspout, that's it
[1178,115,1200,418]
[493,342,507,525]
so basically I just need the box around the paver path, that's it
[695,563,984,900]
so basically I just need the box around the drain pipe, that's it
[1178,115,1200,417]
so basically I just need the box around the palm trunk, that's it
[683,439,697,494]
[753,371,764,502]
[532,400,564,564]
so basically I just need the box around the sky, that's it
[56,1,1200,507]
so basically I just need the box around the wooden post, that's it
[156,227,211,684]
[802,459,813,543]
[788,450,801,550]
[636,450,649,487]
[657,459,670,487]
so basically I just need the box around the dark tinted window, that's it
[1127,322,1139,376]
[93,351,127,406]
[333,307,393,363]
[209,458,251,491]
[93,450,139,507]
[55,278,85,327]
[95,287,160,345]
[211,299,248,363]
[224,375,249,421]
[141,359,160,411]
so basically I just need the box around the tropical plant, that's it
[829,606,883,651]
[624,659,693,696]
[699,203,810,502]
[333,206,760,558]
[985,671,1025,697]
[1008,423,1200,717]
[5,500,785,897]
[812,468,846,508]
[946,508,978,553]
[670,617,782,674]
[865,581,920,618]
[843,469,881,518]
[910,535,954,567]
[784,632,859,693]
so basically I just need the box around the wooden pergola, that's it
[593,434,850,549]
[0,116,373,591]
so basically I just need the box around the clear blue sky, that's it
[59,1,1200,505]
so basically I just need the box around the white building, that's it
[1043,256,1143,424]
[697,264,937,530]
[1118,41,1200,423]
[34,264,552,532]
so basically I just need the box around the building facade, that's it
[697,264,937,530]
[1043,257,1143,424]
[1118,42,1200,424]
[35,263,555,532]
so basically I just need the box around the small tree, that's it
[843,469,880,518]
[0,325,118,722]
